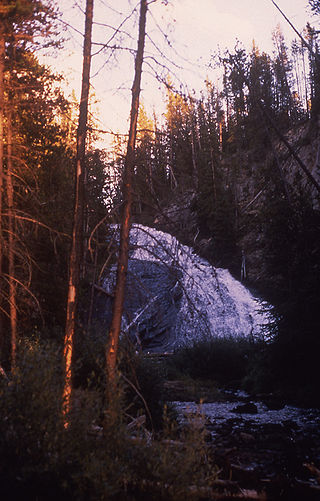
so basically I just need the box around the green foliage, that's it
[72,322,106,389]
[129,405,219,501]
[195,178,238,268]
[168,336,261,386]
[0,337,220,500]
[72,331,169,431]
[0,41,109,339]
[121,351,168,431]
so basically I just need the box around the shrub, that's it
[0,336,219,500]
[118,344,168,431]
[73,322,107,389]
[168,336,262,386]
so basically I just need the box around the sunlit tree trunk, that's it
[0,27,5,356]
[62,0,94,427]
[106,0,148,405]
[6,106,17,368]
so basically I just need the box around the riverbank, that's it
[163,378,320,500]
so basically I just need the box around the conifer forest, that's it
[0,1,320,500]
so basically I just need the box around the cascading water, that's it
[102,224,271,352]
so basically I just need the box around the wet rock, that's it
[230,463,261,487]
[233,402,258,414]
[203,429,213,442]
[171,387,320,498]
[282,419,299,431]
[260,423,285,434]
[262,395,285,410]
[240,432,256,442]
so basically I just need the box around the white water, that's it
[173,399,320,429]
[104,224,271,351]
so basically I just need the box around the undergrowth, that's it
[0,337,219,500]
[167,336,263,387]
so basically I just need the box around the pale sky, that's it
[44,0,316,146]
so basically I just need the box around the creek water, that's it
[172,395,320,433]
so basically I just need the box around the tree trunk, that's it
[106,0,148,405]
[62,0,94,426]
[301,48,309,115]
[7,107,17,369]
[0,27,5,358]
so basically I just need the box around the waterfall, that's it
[102,224,271,352]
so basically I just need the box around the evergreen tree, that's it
[309,0,320,14]
[272,25,296,123]
[306,23,320,119]
[132,103,157,221]
[0,0,64,367]
[164,82,194,189]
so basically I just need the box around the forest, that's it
[0,0,320,500]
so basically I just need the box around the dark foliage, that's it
[244,190,320,406]
[169,336,261,386]
[0,338,218,501]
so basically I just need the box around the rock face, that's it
[100,225,270,352]
[121,260,183,351]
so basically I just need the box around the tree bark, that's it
[62,0,94,426]
[0,27,5,357]
[106,0,148,405]
[7,106,17,369]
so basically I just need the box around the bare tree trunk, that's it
[270,0,320,61]
[219,121,223,154]
[0,28,5,357]
[7,107,17,369]
[210,147,217,206]
[87,233,98,332]
[106,0,148,405]
[62,0,94,427]
[301,48,309,115]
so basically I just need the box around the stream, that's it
[173,392,320,432]
[171,391,320,499]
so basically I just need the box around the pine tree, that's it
[309,0,320,14]
[164,83,194,189]
[0,0,61,367]
[272,25,296,123]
